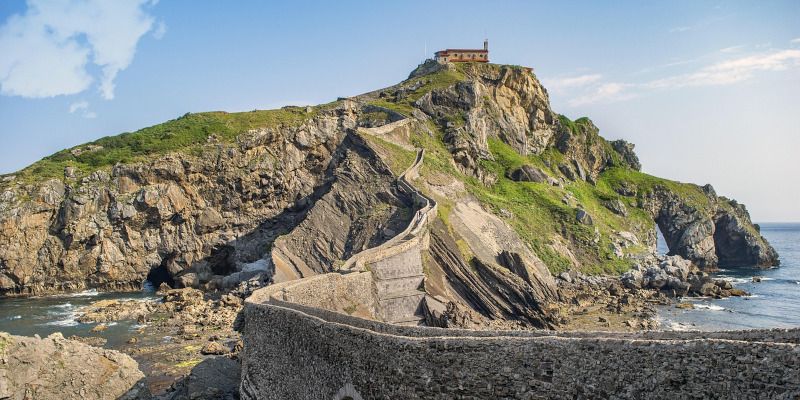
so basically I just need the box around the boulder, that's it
[164,357,240,400]
[0,332,146,400]
[602,199,628,216]
[176,272,199,289]
[195,208,224,234]
[576,209,593,225]
[505,165,549,183]
[620,268,643,289]
[200,341,228,355]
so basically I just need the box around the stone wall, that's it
[240,299,800,400]
[258,271,380,320]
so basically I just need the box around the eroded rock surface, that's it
[0,332,147,400]
[642,186,778,269]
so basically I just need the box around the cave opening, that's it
[208,245,236,276]
[145,262,175,289]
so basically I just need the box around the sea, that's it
[657,222,800,331]
[0,224,798,342]
[0,282,158,347]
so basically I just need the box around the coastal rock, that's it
[161,357,240,400]
[642,186,779,269]
[200,341,228,355]
[413,63,557,178]
[621,255,746,298]
[0,332,146,400]
[77,299,156,323]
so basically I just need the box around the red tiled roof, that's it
[435,49,488,54]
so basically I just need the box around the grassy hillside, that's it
[4,105,334,185]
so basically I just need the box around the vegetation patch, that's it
[7,105,331,185]
[176,358,202,368]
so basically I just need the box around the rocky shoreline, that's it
[552,254,750,331]
[0,252,769,399]
[67,285,247,399]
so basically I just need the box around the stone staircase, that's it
[344,146,435,325]
[368,245,426,324]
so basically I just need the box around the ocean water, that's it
[0,287,158,347]
[657,223,800,331]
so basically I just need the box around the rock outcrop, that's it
[413,62,557,179]
[640,185,778,269]
[269,134,413,280]
[621,255,748,298]
[505,165,549,183]
[0,332,147,400]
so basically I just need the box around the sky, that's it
[0,1,798,222]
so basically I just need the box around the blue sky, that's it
[0,1,798,221]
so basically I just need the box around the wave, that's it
[44,312,79,327]
[663,321,696,331]
[54,289,100,298]
[716,276,749,284]
[693,304,725,311]
[4,315,22,321]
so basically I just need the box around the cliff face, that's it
[0,61,778,301]
[0,102,411,295]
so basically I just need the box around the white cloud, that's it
[0,0,158,100]
[645,49,800,89]
[569,83,636,106]
[69,100,88,113]
[564,49,800,106]
[152,20,167,40]
[792,38,800,45]
[719,45,744,54]
[544,74,602,91]
[669,26,691,33]
[68,100,97,118]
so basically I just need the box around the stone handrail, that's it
[339,143,437,272]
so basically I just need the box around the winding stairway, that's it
[341,147,435,325]
[264,121,437,325]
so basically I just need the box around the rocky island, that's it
[0,61,796,399]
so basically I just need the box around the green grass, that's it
[599,167,712,212]
[176,358,202,368]
[7,105,331,185]
[366,65,466,117]
[357,131,417,175]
